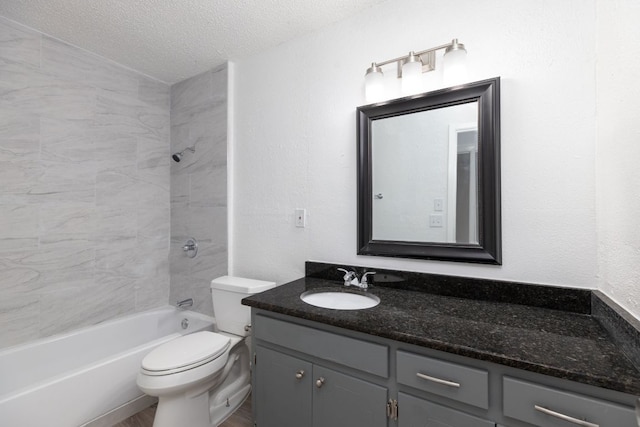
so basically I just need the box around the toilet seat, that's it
[141,331,231,376]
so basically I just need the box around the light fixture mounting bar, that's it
[369,39,463,78]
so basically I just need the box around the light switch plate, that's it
[295,208,306,228]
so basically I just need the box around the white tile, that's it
[0,108,40,162]
[0,291,40,348]
[138,77,170,110]
[189,165,227,207]
[188,206,227,243]
[39,203,96,246]
[0,244,96,292]
[0,205,39,251]
[93,206,137,241]
[40,117,94,164]
[0,17,41,68]
[93,134,137,173]
[137,135,170,177]
[39,283,135,337]
[170,174,189,204]
[170,69,213,112]
[32,159,96,204]
[41,36,138,95]
[0,160,41,200]
[95,88,168,139]
[139,206,170,241]
[96,169,139,207]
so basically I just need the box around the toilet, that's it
[136,276,275,427]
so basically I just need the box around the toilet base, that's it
[210,383,251,426]
[148,339,250,427]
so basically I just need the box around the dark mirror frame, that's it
[357,77,501,264]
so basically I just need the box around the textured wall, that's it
[596,0,640,319]
[231,0,599,288]
[169,65,228,316]
[0,17,171,349]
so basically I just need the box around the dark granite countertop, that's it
[243,276,640,396]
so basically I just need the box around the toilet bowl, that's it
[136,276,275,427]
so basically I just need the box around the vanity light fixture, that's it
[364,38,467,103]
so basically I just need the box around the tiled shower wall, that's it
[169,65,228,316]
[0,17,171,349]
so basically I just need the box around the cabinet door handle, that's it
[295,370,305,379]
[315,377,325,388]
[534,405,599,427]
[416,372,461,388]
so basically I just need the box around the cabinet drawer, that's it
[503,376,636,427]
[397,350,489,409]
[398,392,495,427]
[254,314,388,377]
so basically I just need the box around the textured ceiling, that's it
[0,0,386,84]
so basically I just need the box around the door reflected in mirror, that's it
[371,102,478,244]
[357,77,501,264]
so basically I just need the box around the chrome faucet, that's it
[361,271,376,287]
[337,268,376,290]
[176,298,193,308]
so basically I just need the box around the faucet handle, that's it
[337,268,358,286]
[361,272,376,286]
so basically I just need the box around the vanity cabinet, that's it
[252,310,639,427]
[254,345,387,427]
[253,315,390,427]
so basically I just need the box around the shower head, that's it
[171,146,195,163]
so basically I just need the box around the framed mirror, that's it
[357,77,501,264]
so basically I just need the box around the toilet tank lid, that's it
[210,275,276,294]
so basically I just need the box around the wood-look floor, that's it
[112,395,252,427]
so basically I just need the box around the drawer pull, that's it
[534,405,599,427]
[295,370,305,379]
[416,372,461,388]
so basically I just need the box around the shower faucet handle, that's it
[182,238,198,258]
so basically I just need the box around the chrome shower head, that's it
[171,146,195,163]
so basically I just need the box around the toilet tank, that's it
[210,276,275,336]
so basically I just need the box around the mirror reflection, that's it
[371,102,479,244]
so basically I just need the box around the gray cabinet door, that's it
[398,392,495,427]
[255,345,312,427]
[313,364,388,427]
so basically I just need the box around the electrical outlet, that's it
[429,214,443,228]
[295,208,306,228]
[434,198,444,212]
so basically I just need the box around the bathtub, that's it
[0,306,214,427]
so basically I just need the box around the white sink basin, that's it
[300,290,380,310]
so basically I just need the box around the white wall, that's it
[231,0,600,291]
[596,0,640,318]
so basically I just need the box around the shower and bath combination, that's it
[172,146,195,162]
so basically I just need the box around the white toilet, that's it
[137,276,275,427]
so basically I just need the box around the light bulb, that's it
[401,52,422,95]
[443,39,468,86]
[364,64,384,103]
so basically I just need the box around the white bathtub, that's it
[0,306,214,427]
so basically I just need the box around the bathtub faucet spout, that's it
[176,298,193,308]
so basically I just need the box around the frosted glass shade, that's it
[401,60,422,95]
[443,48,468,86]
[365,69,384,103]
